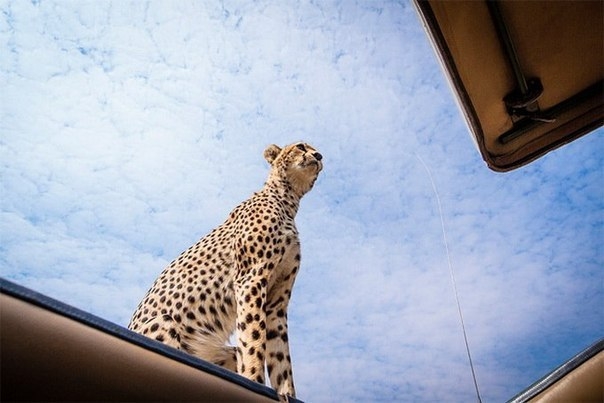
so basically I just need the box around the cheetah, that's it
[128,142,323,399]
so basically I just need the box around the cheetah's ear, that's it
[264,144,282,165]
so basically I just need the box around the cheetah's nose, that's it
[313,152,323,161]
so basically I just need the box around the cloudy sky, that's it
[1,1,602,402]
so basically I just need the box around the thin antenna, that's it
[415,153,483,403]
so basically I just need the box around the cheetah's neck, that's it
[262,177,301,218]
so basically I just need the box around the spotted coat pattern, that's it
[128,142,322,398]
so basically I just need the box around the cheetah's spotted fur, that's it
[128,142,323,398]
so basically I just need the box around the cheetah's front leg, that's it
[234,274,268,385]
[266,307,296,397]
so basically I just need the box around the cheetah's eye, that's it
[296,143,307,152]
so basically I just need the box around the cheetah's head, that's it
[264,142,323,197]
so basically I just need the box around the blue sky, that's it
[1,1,602,402]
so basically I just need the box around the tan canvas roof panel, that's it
[414,0,603,171]
[508,339,604,403]
[0,278,299,402]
